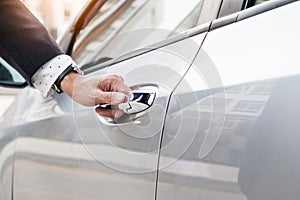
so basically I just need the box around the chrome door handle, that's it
[118,90,156,114]
[99,89,156,115]
[97,84,159,125]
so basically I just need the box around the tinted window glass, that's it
[254,0,270,5]
[73,0,204,66]
[245,0,271,8]
[0,57,25,84]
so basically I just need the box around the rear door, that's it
[157,1,300,200]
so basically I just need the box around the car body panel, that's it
[0,127,14,200]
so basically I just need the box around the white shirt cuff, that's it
[31,54,82,97]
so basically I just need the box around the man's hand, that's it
[60,72,130,118]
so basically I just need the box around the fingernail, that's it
[112,93,126,104]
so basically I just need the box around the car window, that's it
[171,3,203,35]
[0,65,13,81]
[254,0,270,5]
[245,0,271,8]
[72,0,204,67]
[0,57,25,84]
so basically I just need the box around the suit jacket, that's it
[0,0,63,84]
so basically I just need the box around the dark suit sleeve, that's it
[0,0,64,83]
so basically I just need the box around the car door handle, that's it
[97,84,158,125]
[118,90,156,114]
[99,90,156,115]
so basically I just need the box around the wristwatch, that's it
[52,64,80,94]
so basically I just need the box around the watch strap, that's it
[52,64,77,94]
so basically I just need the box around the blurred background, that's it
[21,0,89,39]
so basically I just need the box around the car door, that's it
[4,0,205,199]
[157,1,300,200]
[5,1,206,199]
[11,28,206,200]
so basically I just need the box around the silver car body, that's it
[0,0,299,200]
